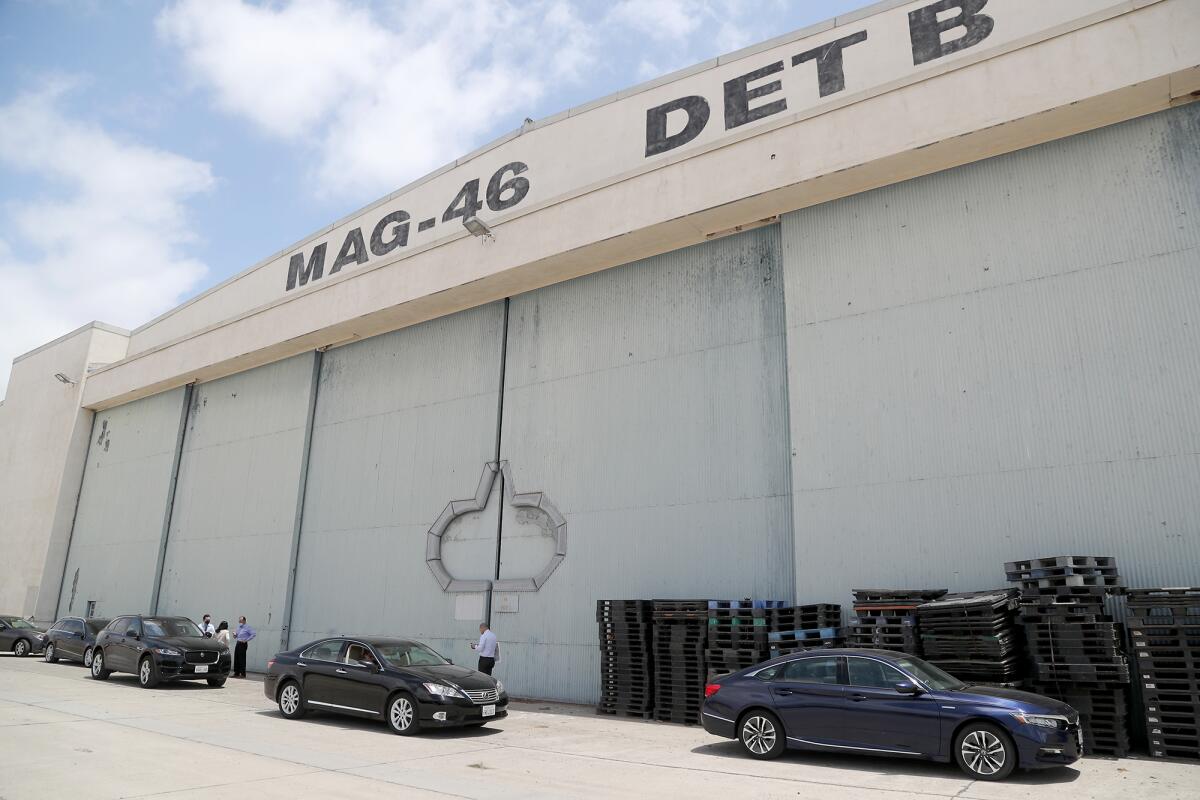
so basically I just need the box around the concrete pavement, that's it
[1,652,1196,799]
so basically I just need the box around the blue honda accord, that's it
[701,649,1081,780]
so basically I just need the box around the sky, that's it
[0,0,865,397]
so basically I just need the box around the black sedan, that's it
[266,637,507,734]
[91,615,231,687]
[0,615,46,657]
[43,616,110,667]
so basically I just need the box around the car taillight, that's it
[704,683,721,698]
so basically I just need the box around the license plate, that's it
[482,704,496,717]
[194,665,209,674]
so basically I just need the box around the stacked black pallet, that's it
[1006,555,1130,756]
[652,599,709,725]
[1127,587,1200,761]
[915,589,1024,685]
[849,589,946,655]
[705,600,778,677]
[768,604,844,659]
[596,600,653,717]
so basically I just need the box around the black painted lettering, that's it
[908,0,994,66]
[370,210,410,256]
[285,243,327,291]
[724,61,787,130]
[644,96,710,157]
[443,179,483,223]
[486,162,530,211]
[792,31,868,98]
[331,227,368,274]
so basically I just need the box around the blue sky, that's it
[0,0,865,395]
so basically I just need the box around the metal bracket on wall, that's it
[426,460,567,593]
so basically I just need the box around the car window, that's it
[376,642,450,668]
[65,619,84,634]
[781,657,840,684]
[124,619,142,637]
[754,665,782,681]
[848,658,907,689]
[51,618,70,631]
[301,640,344,662]
[343,643,378,666]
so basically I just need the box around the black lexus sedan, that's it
[43,616,110,667]
[0,615,46,657]
[91,615,231,688]
[266,637,507,734]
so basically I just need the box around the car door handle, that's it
[335,668,348,674]
[297,662,307,667]
[773,688,795,696]
[849,693,868,702]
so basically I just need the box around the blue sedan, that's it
[701,649,1081,780]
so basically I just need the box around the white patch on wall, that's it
[493,593,519,614]
[454,593,485,622]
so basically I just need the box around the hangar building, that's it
[2,0,1199,703]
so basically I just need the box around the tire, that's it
[44,643,58,663]
[954,722,1016,781]
[386,693,420,736]
[13,639,30,658]
[91,648,111,680]
[138,656,160,689]
[83,647,94,668]
[277,681,306,719]
[738,710,786,760]
[207,676,227,688]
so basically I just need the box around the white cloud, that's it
[158,0,598,200]
[0,80,213,397]
[611,0,702,41]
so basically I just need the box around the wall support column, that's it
[278,349,324,650]
[487,298,510,626]
[149,383,193,614]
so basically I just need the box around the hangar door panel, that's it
[156,354,315,670]
[496,225,793,702]
[56,388,186,619]
[290,303,504,664]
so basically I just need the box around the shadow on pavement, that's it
[252,708,505,739]
[691,740,1081,784]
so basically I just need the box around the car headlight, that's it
[422,682,465,698]
[153,647,182,657]
[495,680,505,694]
[1012,712,1065,729]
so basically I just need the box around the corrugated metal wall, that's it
[155,354,315,670]
[56,388,186,618]
[782,103,1200,606]
[288,303,505,666]
[496,225,794,702]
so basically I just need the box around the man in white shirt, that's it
[470,622,499,675]
[199,614,215,638]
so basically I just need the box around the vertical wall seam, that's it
[278,349,324,650]
[488,298,511,625]
[150,383,194,614]
[52,411,98,620]
[771,221,799,605]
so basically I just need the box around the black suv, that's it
[92,615,231,688]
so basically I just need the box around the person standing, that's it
[233,616,256,678]
[215,621,230,648]
[470,622,499,676]
[199,614,215,638]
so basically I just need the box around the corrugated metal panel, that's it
[497,225,793,702]
[155,354,315,670]
[56,388,186,618]
[782,103,1200,608]
[289,303,505,665]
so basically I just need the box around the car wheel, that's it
[91,648,111,680]
[387,693,420,736]
[739,710,786,759]
[954,722,1016,781]
[207,676,227,688]
[13,639,30,658]
[138,656,160,689]
[277,681,306,719]
[83,647,94,668]
[44,643,58,663]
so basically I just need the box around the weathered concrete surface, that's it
[2,654,1195,799]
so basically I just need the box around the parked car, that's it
[266,636,507,734]
[43,616,110,667]
[702,648,1081,781]
[91,615,230,688]
[0,615,47,657]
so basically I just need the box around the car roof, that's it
[762,648,908,664]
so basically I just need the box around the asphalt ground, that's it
[1,652,1196,799]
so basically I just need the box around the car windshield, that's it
[375,642,449,668]
[894,656,967,691]
[142,618,203,638]
[87,619,111,634]
[7,618,38,630]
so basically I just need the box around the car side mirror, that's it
[894,682,922,696]
[447,659,454,665]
